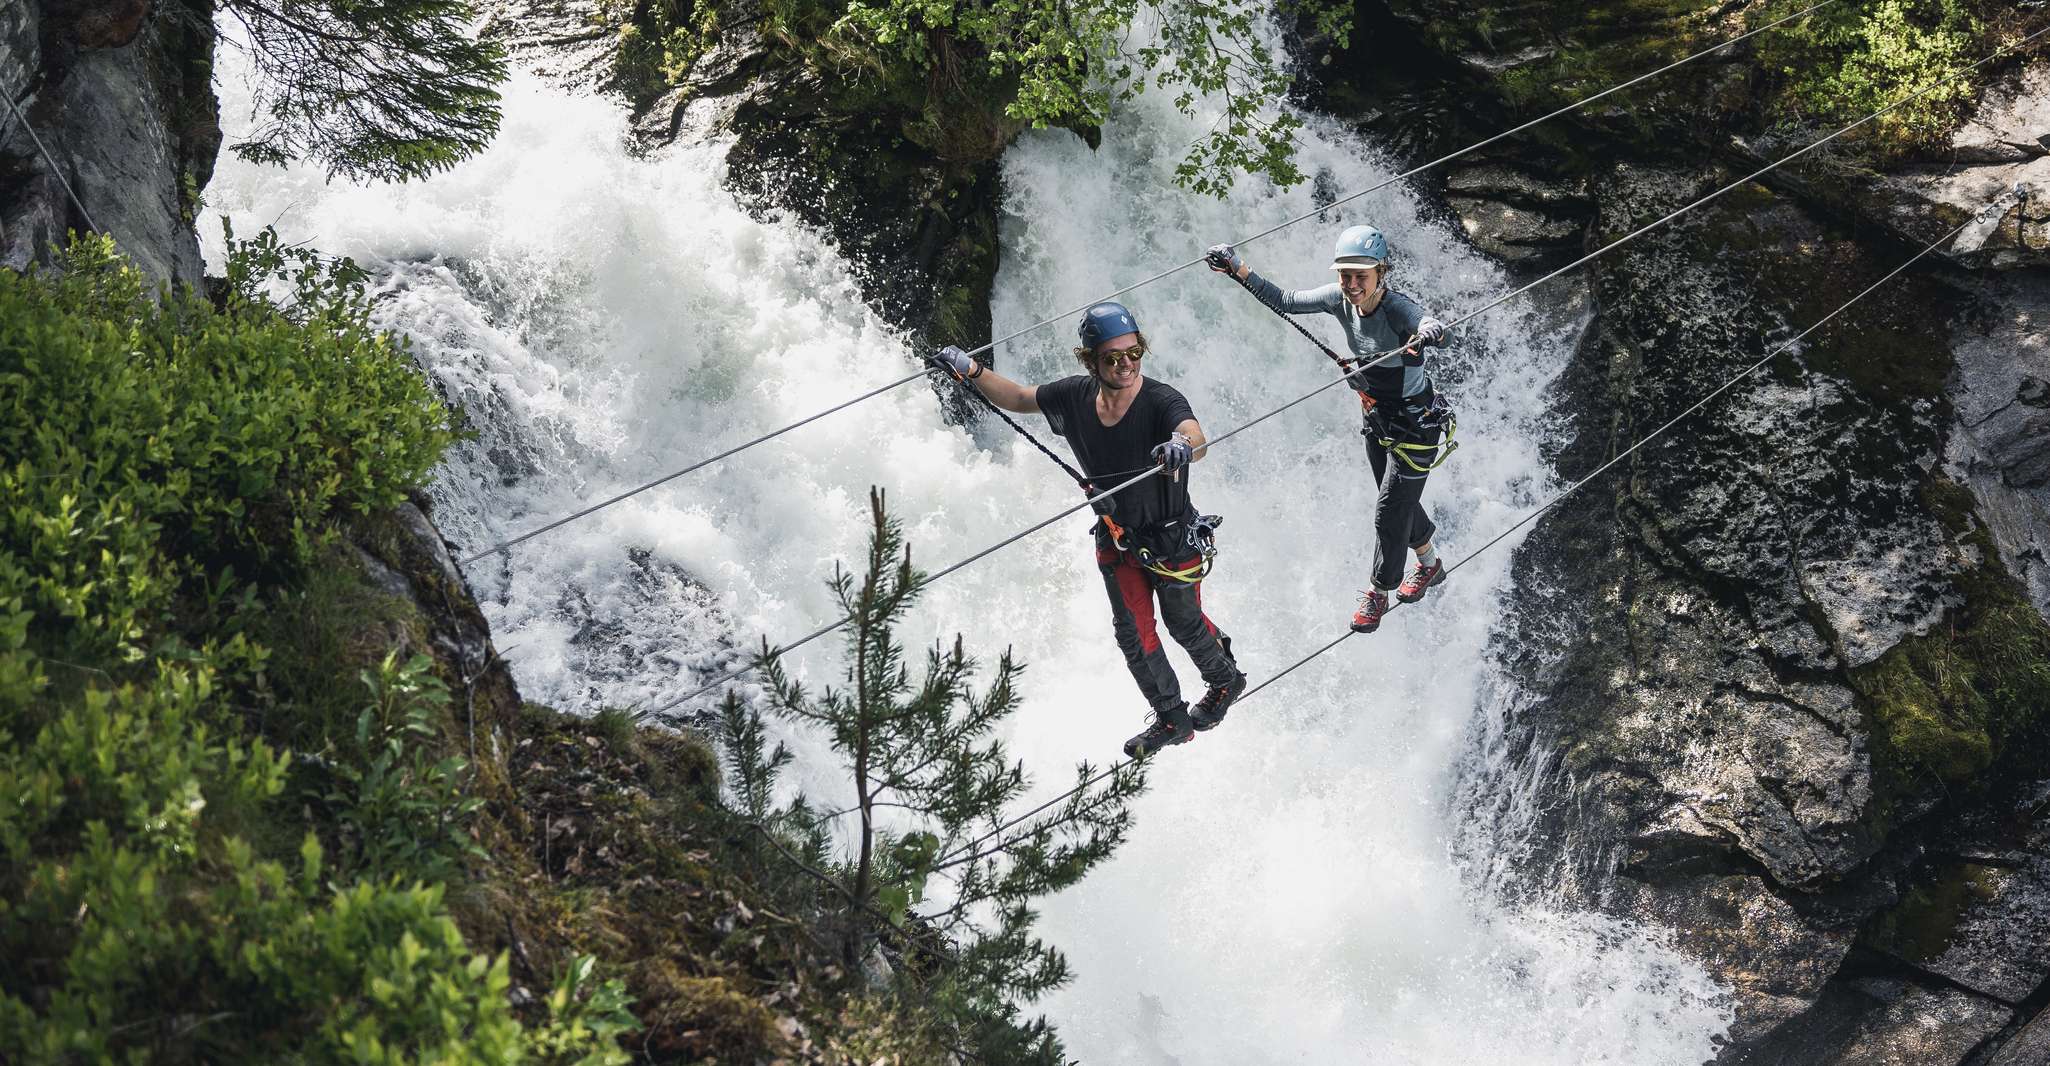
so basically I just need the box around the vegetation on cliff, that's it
[0,234,609,1060]
[1387,0,2026,163]
[610,0,1354,192]
[1752,0,2012,158]
[1,236,1137,1061]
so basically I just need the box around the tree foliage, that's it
[0,237,631,1063]
[220,0,508,181]
[1753,0,1991,156]
[720,488,1147,1060]
[759,0,1351,193]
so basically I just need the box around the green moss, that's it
[1861,859,2001,962]
[606,0,718,108]
[638,966,788,1058]
[252,542,429,750]
[1853,478,2050,799]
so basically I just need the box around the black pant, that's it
[1366,418,1440,591]
[1096,545,1240,711]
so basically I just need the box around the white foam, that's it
[204,27,1731,1063]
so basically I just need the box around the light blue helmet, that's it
[1078,301,1140,350]
[1331,225,1390,271]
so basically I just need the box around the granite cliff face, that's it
[1,0,218,283]
[1321,3,2050,1060]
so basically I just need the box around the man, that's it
[1206,225,1453,634]
[934,301,1246,758]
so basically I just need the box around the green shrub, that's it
[0,240,633,1062]
[1754,0,1989,156]
[0,232,453,664]
[318,653,488,885]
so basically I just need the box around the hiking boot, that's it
[1396,558,1446,603]
[1190,672,1248,732]
[1123,701,1195,759]
[1351,588,1390,633]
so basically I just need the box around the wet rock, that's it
[1947,271,2050,615]
[1441,174,1587,262]
[1611,874,1854,1042]
[1491,166,2005,1048]
[1870,856,2050,1004]
[1988,1007,2050,1066]
[1791,61,2050,271]
[476,0,616,93]
[1,0,216,284]
[51,0,151,49]
[1816,980,2009,1066]
[351,500,525,729]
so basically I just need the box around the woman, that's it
[1207,226,1453,633]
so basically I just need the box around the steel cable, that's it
[645,20,2050,721]
[457,2,1839,562]
[925,195,2002,878]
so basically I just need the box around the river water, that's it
[204,38,1731,1064]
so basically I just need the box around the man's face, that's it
[1093,333,1144,390]
[1338,266,1383,309]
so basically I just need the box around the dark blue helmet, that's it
[1078,301,1139,350]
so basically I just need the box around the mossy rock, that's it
[1860,858,2003,963]
[637,964,789,1060]
[1853,478,2050,806]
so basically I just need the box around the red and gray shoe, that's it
[1351,588,1390,633]
[1396,558,1446,603]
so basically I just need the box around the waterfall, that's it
[204,41,1732,1064]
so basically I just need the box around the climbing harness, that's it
[1097,510,1223,584]
[456,0,1845,564]
[648,20,2050,719]
[1367,392,1460,475]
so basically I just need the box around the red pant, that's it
[1096,547,1238,711]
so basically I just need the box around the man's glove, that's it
[1205,244,1243,276]
[1151,432,1194,473]
[1414,317,1449,347]
[1084,483,1118,518]
[933,344,978,379]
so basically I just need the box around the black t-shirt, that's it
[1038,375,1196,532]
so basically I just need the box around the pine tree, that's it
[219,0,508,181]
[718,487,1147,1057]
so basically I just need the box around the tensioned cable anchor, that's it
[925,198,1997,879]
[455,1,1841,563]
